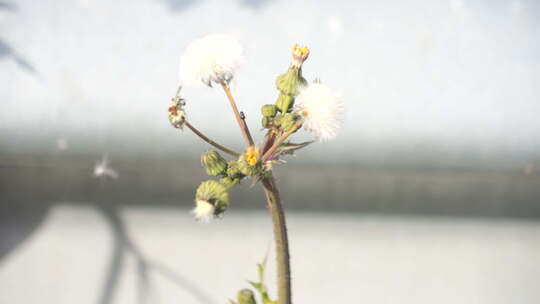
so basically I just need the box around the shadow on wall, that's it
[95,198,215,304]
[0,182,215,304]
[0,2,38,74]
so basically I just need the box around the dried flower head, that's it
[179,34,244,87]
[168,100,186,129]
[294,83,343,141]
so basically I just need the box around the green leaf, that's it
[276,141,314,156]
[246,256,276,304]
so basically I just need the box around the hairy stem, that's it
[262,175,291,304]
[185,121,240,157]
[221,82,255,147]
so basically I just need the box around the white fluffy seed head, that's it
[179,34,244,88]
[294,83,344,141]
[192,199,215,222]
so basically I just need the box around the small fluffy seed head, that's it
[294,83,344,141]
[192,199,215,222]
[179,34,244,87]
[194,180,230,221]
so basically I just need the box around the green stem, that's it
[262,174,291,304]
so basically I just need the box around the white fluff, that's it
[93,154,119,179]
[179,34,244,87]
[192,200,215,222]
[295,83,344,141]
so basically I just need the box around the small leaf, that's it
[276,141,314,156]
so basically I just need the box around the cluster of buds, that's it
[172,34,343,222]
[195,147,264,220]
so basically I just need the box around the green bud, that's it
[201,150,228,176]
[237,289,256,304]
[275,94,294,113]
[195,180,229,216]
[238,157,260,177]
[276,67,305,96]
[261,116,272,129]
[220,176,240,187]
[226,161,244,179]
[280,113,299,132]
[272,114,282,127]
[261,104,277,117]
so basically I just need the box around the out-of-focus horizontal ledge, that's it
[1,156,539,218]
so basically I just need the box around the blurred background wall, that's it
[1,0,539,304]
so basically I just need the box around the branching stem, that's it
[221,82,255,147]
[261,123,302,162]
[185,121,241,157]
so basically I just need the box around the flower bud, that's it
[276,67,306,97]
[291,44,310,68]
[238,147,261,176]
[220,176,241,187]
[226,161,244,179]
[275,94,294,113]
[201,150,228,176]
[237,289,256,304]
[261,116,272,129]
[194,180,230,220]
[280,113,300,132]
[261,104,277,117]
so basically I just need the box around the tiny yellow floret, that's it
[244,146,259,167]
[292,45,310,58]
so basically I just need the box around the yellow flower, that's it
[291,44,310,67]
[244,146,259,167]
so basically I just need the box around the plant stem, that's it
[185,121,241,157]
[221,82,255,147]
[262,174,291,304]
[261,123,301,162]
